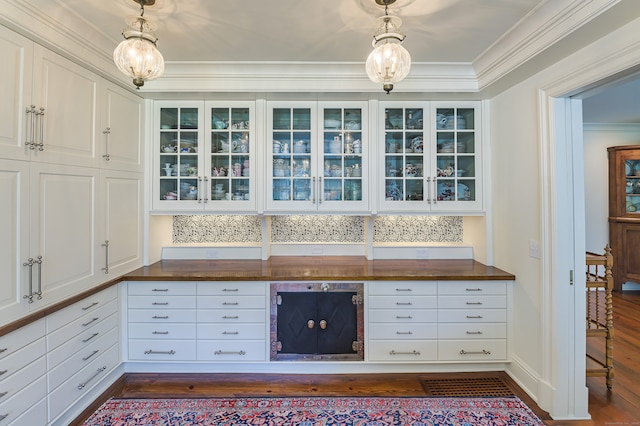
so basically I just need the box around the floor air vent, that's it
[420,376,514,397]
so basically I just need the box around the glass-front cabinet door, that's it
[378,101,482,212]
[266,101,368,212]
[153,101,255,211]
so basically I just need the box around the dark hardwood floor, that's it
[74,291,640,425]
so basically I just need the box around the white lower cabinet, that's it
[0,320,46,426]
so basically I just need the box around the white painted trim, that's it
[372,246,473,260]
[162,246,263,260]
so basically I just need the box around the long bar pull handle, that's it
[222,316,239,319]
[426,177,431,203]
[396,302,412,306]
[82,350,99,362]
[0,413,7,422]
[311,177,316,204]
[203,176,209,203]
[222,302,239,306]
[396,315,413,319]
[25,106,35,149]
[389,350,420,356]
[0,391,7,398]
[222,288,239,292]
[77,366,106,390]
[102,127,111,161]
[318,177,323,203]
[36,107,45,151]
[459,349,492,355]
[152,302,169,305]
[152,288,169,292]
[152,331,169,335]
[222,331,239,335]
[23,258,34,303]
[144,350,175,355]
[82,317,99,327]
[34,256,42,300]
[466,302,483,305]
[197,176,203,203]
[465,331,483,335]
[214,350,246,355]
[465,288,483,292]
[102,240,109,274]
[82,333,99,343]
[432,177,437,204]
[82,302,99,311]
[152,316,169,319]
[396,331,413,335]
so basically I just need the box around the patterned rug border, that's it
[84,396,546,425]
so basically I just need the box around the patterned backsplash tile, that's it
[172,215,462,244]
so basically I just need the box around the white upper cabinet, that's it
[0,26,100,167]
[153,101,256,212]
[99,83,144,172]
[265,101,369,213]
[378,101,483,213]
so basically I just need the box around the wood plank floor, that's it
[74,291,640,425]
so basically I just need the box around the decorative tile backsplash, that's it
[173,215,262,243]
[172,215,462,244]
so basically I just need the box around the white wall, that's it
[582,124,640,253]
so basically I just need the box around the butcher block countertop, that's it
[123,257,516,282]
[0,257,514,336]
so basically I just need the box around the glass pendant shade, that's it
[366,39,411,94]
[113,15,165,88]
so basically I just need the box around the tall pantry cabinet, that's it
[0,25,144,325]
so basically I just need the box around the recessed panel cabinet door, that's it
[30,45,99,168]
[100,170,143,277]
[0,159,30,324]
[29,163,99,307]
[0,27,33,161]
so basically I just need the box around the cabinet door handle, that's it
[311,177,316,203]
[102,127,111,161]
[34,256,43,300]
[82,301,99,311]
[36,107,45,151]
[152,288,169,292]
[222,331,239,335]
[466,330,483,335]
[389,350,420,356]
[82,349,99,361]
[214,350,246,355]
[222,302,239,306]
[222,288,239,292]
[22,257,34,303]
[396,331,413,335]
[432,177,437,204]
[395,288,412,292]
[460,349,491,355]
[77,366,107,390]
[426,177,431,203]
[396,302,412,306]
[152,331,169,335]
[222,315,239,319]
[102,240,109,274]
[152,315,169,319]
[203,176,209,203]
[25,105,36,149]
[82,332,99,343]
[152,302,169,305]
[396,315,413,319]
[318,177,323,203]
[466,315,483,319]
[465,288,483,292]
[82,317,99,327]
[144,349,175,355]
[197,176,203,203]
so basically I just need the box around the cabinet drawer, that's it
[438,309,506,323]
[47,287,117,332]
[47,299,118,351]
[198,282,265,296]
[368,323,437,340]
[128,323,196,339]
[0,375,46,425]
[198,323,266,340]
[368,296,436,309]
[438,281,507,296]
[438,295,506,309]
[5,396,47,426]
[197,340,266,361]
[0,357,46,405]
[128,281,196,296]
[368,282,437,296]
[197,309,266,323]
[368,309,437,323]
[0,338,45,383]
[0,320,45,361]
[197,295,265,309]
[438,340,507,361]
[438,323,506,339]
[128,339,196,361]
[48,314,118,370]
[367,340,438,362]
[48,343,119,421]
[48,327,119,392]
[127,295,197,309]
[128,309,196,323]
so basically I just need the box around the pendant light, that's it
[365,0,411,94]
[113,0,165,89]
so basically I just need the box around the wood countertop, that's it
[123,257,516,281]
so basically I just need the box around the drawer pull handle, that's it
[460,349,492,355]
[0,370,6,376]
[222,302,239,305]
[0,392,7,398]
[0,348,7,354]
[466,315,483,319]
[466,331,483,335]
[152,316,169,319]
[82,332,99,343]
[152,302,169,305]
[222,316,239,319]
[395,302,412,306]
[82,350,99,361]
[82,317,99,327]
[152,331,169,335]
[152,288,169,292]
[82,302,99,311]
[396,315,413,319]
[214,350,246,355]
[77,366,107,390]
[389,350,420,356]
[222,331,239,335]
[465,288,483,292]
[0,414,7,422]
[222,288,239,292]
[144,349,175,355]
[395,288,412,292]
[396,331,413,335]
[466,302,483,305]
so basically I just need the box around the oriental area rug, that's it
[82,396,545,425]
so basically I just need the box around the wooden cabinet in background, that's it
[607,145,640,291]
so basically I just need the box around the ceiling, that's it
[53,0,544,64]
